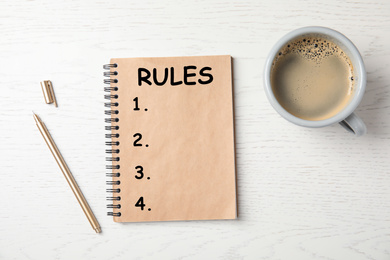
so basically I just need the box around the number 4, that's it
[135,197,145,210]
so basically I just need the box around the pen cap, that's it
[40,80,54,104]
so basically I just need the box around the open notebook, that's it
[104,55,236,222]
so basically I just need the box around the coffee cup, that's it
[264,26,367,136]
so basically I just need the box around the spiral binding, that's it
[104,63,121,217]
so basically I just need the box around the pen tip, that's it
[32,112,40,121]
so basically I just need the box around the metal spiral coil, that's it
[105,118,119,123]
[106,180,121,185]
[106,165,120,170]
[107,188,121,193]
[103,63,118,69]
[106,125,119,130]
[106,141,120,146]
[104,63,121,217]
[105,102,118,107]
[104,94,118,99]
[106,173,120,177]
[107,196,121,201]
[106,157,120,162]
[107,212,121,217]
[105,110,119,115]
[105,133,119,138]
[104,71,118,77]
[104,79,118,84]
[106,149,120,154]
[107,204,121,209]
[104,86,118,92]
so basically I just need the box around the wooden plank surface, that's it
[0,0,389,259]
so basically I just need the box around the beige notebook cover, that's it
[105,55,236,222]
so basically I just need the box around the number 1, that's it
[133,97,140,111]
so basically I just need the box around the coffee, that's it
[271,36,355,121]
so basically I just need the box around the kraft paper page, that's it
[109,55,236,222]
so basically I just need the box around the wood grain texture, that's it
[0,0,389,259]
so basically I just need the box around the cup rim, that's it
[264,26,366,128]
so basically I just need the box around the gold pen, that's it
[33,112,101,233]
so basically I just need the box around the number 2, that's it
[133,133,142,146]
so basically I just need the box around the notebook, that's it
[104,55,237,222]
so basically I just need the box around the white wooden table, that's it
[1,0,390,259]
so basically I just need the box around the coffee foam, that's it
[270,35,356,121]
[273,36,354,71]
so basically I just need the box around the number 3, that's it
[135,166,144,179]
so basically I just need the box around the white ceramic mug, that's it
[264,26,367,136]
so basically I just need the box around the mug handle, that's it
[339,113,367,136]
